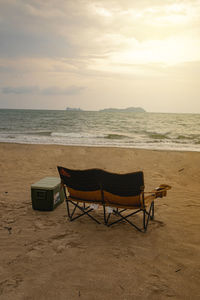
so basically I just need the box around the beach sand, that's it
[0,143,199,299]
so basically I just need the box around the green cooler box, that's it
[31,177,65,211]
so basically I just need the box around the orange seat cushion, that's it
[67,187,102,202]
[103,191,142,208]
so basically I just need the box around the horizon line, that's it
[0,107,199,114]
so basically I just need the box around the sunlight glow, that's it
[110,38,192,65]
[94,34,200,68]
[91,5,112,17]
[86,2,200,68]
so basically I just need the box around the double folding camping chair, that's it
[57,166,171,232]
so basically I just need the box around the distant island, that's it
[65,106,146,112]
[66,107,83,111]
[99,107,146,113]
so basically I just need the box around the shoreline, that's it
[0,143,200,299]
[0,141,199,153]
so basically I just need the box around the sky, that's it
[0,0,200,113]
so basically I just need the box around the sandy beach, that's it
[0,142,199,299]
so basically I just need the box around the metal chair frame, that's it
[103,202,154,232]
[63,185,155,232]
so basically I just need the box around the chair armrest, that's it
[144,184,171,198]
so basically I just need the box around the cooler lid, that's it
[31,177,61,190]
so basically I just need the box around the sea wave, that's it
[148,133,169,139]
[105,133,128,140]
[0,130,53,136]
[26,131,53,136]
[51,132,105,139]
[177,134,200,140]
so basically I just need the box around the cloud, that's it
[0,30,74,58]
[2,86,39,94]
[41,86,85,95]
[0,0,199,62]
[0,1,79,58]
[1,85,85,95]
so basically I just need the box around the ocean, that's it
[0,109,199,151]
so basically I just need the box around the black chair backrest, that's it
[58,166,144,197]
[100,170,144,197]
[57,166,101,191]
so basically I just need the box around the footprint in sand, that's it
[0,276,22,295]
[33,220,46,230]
[112,247,135,259]
[25,240,46,258]
[52,240,84,254]
[146,277,175,298]
[46,230,83,254]
[151,220,165,228]
[26,246,44,258]
[126,248,135,257]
